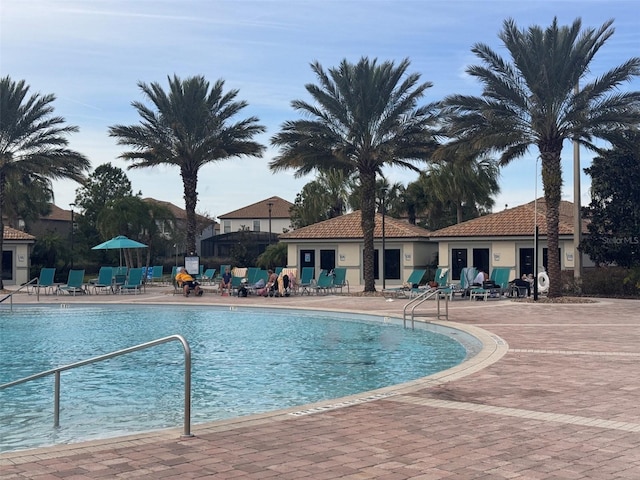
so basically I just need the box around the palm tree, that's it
[270,57,438,291]
[441,18,640,297]
[109,75,266,254]
[428,154,500,224]
[0,76,90,289]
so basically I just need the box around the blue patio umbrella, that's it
[92,235,148,266]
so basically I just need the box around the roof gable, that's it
[430,199,587,238]
[4,226,35,241]
[219,196,293,219]
[279,210,430,240]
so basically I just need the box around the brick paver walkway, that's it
[2,289,639,478]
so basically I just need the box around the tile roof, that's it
[43,204,73,221]
[430,199,588,238]
[279,210,431,240]
[142,198,213,224]
[218,196,293,219]
[4,226,35,241]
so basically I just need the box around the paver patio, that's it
[2,288,639,479]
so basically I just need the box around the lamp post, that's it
[573,82,582,283]
[267,202,273,246]
[69,203,76,269]
[381,188,387,290]
[533,160,539,301]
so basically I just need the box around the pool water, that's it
[0,305,468,452]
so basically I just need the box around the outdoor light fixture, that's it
[69,203,76,269]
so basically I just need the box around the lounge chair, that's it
[438,267,476,300]
[151,265,164,284]
[119,267,144,294]
[57,269,86,296]
[382,269,427,298]
[28,267,56,295]
[332,267,349,294]
[312,270,334,295]
[299,267,315,295]
[470,267,513,300]
[92,266,114,294]
[201,268,216,285]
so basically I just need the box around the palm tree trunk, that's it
[540,146,563,297]
[360,170,376,292]
[0,174,5,290]
[181,169,199,255]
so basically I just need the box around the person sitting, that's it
[176,267,202,297]
[220,266,232,296]
[511,274,532,297]
[472,269,487,286]
[257,269,278,297]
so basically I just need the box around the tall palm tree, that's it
[0,76,90,289]
[428,154,500,224]
[442,18,640,297]
[270,57,438,291]
[109,75,266,254]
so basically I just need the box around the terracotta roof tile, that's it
[430,199,588,238]
[43,204,72,221]
[219,196,293,219]
[142,198,213,224]
[280,210,431,240]
[4,226,35,241]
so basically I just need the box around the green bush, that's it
[568,266,640,298]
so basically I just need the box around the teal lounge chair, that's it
[312,270,334,295]
[382,269,427,298]
[470,267,513,300]
[201,268,216,285]
[299,267,315,295]
[92,266,114,294]
[58,269,86,296]
[119,267,144,294]
[151,265,164,284]
[28,267,56,295]
[332,267,349,294]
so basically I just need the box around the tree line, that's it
[1,17,639,294]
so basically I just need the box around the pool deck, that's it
[2,286,640,479]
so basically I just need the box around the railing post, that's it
[54,371,61,427]
[182,337,192,437]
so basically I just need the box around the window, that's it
[253,220,260,232]
[223,220,231,233]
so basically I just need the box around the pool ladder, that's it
[0,334,193,437]
[403,288,448,329]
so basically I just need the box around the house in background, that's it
[142,198,216,256]
[2,226,36,286]
[429,199,592,282]
[279,210,435,288]
[28,204,73,238]
[203,196,294,258]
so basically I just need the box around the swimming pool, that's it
[0,305,471,452]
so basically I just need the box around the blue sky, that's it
[2,0,639,220]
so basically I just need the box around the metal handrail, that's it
[0,277,39,309]
[0,334,193,437]
[403,288,448,329]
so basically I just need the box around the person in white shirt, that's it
[473,270,487,286]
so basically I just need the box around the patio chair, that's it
[92,266,114,294]
[299,267,315,295]
[118,267,144,294]
[151,265,164,284]
[312,270,334,295]
[438,267,476,301]
[332,267,349,294]
[470,267,513,301]
[201,268,216,285]
[28,267,56,295]
[382,269,427,298]
[57,269,86,296]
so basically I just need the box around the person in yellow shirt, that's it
[176,267,202,297]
